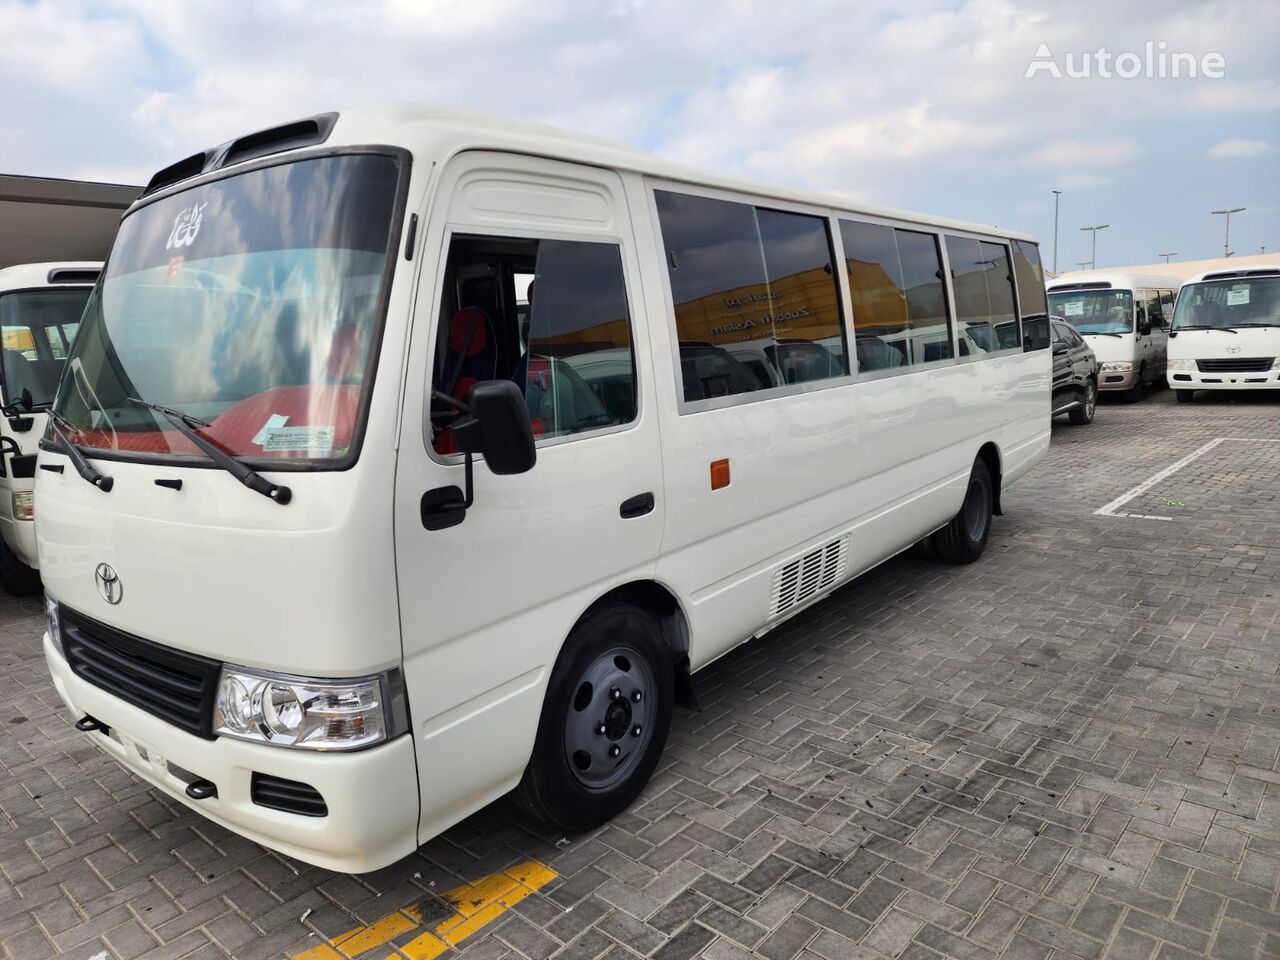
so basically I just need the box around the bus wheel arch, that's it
[581,580,695,709]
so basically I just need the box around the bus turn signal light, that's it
[710,459,730,490]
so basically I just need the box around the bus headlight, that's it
[1099,362,1134,373]
[45,595,62,657]
[213,667,407,750]
[12,491,34,520]
[1273,357,1280,371]
[1168,359,1195,371]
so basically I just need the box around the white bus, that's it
[0,261,100,592]
[1167,265,1280,401]
[1046,272,1177,399]
[36,107,1050,873]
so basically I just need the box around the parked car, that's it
[1051,317,1098,424]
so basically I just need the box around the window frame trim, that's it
[421,223,645,464]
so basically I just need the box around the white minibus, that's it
[0,261,100,592]
[1167,265,1280,401]
[1046,272,1177,399]
[36,107,1050,873]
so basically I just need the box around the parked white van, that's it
[37,107,1050,872]
[1167,265,1280,401]
[1046,272,1177,399]
[0,262,100,592]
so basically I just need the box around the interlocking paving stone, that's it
[3,391,1280,960]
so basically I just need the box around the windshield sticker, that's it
[166,256,183,279]
[1226,286,1250,306]
[259,425,335,453]
[1063,300,1084,317]
[251,413,289,446]
[166,202,207,250]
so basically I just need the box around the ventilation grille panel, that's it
[769,536,849,619]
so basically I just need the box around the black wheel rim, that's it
[563,645,655,791]
[962,477,988,541]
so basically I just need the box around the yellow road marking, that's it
[292,859,557,960]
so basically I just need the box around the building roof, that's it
[0,175,139,270]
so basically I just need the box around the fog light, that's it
[44,595,62,657]
[12,491,33,521]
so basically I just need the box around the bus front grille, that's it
[1196,357,1273,373]
[60,608,221,739]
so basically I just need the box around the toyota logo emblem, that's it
[1226,345,1242,354]
[94,563,122,604]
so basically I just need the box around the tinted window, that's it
[0,287,92,406]
[431,235,635,452]
[946,236,1019,357]
[1011,240,1049,350]
[655,190,847,401]
[841,219,951,371]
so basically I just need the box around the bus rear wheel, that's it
[516,602,673,833]
[932,459,993,564]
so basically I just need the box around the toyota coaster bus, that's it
[1047,271,1177,400]
[0,261,100,592]
[37,106,1051,872]
[1167,265,1280,401]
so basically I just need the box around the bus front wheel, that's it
[516,602,674,833]
[932,459,993,564]
[1176,389,1195,404]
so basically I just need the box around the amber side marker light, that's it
[710,458,731,490]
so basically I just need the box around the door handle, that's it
[619,492,655,519]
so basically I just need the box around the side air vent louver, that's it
[769,536,849,620]
[46,268,100,285]
[250,773,328,817]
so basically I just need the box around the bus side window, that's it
[430,234,636,453]
[1011,239,1050,350]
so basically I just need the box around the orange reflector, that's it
[710,459,730,490]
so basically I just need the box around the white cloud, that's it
[1028,139,1141,169]
[1207,138,1275,159]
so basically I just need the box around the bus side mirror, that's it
[457,380,536,476]
[421,381,536,531]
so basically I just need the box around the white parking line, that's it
[1095,437,1280,521]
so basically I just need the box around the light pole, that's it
[1080,224,1108,270]
[1052,190,1062,274]
[1157,252,1178,263]
[1211,207,1244,257]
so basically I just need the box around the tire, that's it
[0,535,40,596]
[931,458,993,564]
[1175,389,1195,404]
[1069,379,1097,425]
[516,602,674,833]
[1125,365,1149,403]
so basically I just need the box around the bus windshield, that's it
[1172,277,1280,330]
[50,153,402,466]
[1047,289,1134,334]
[0,287,92,408]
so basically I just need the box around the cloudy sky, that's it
[2,0,1276,268]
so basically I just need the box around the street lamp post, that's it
[1052,190,1062,274]
[1080,224,1109,270]
[1157,252,1178,263]
[1211,207,1245,257]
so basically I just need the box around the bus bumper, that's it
[1169,371,1280,390]
[44,632,420,874]
[1097,368,1138,391]
[5,516,39,569]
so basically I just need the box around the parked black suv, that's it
[1051,318,1099,425]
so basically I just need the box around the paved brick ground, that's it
[4,388,1280,960]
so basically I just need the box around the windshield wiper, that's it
[128,398,292,505]
[47,412,113,492]
[1227,322,1280,328]
[1174,325,1238,334]
[126,397,211,428]
[1081,331,1124,338]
